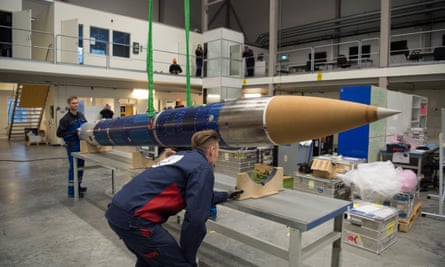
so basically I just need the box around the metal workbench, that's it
[72,151,144,200]
[72,151,352,267]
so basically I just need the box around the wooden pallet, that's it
[25,140,48,146]
[398,201,422,233]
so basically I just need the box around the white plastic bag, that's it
[343,161,404,200]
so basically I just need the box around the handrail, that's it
[0,24,444,77]
[314,40,362,65]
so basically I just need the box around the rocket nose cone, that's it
[376,107,400,120]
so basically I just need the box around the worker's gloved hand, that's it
[227,189,244,200]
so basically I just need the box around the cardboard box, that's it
[311,158,336,178]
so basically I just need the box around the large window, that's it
[113,30,130,58]
[78,24,83,64]
[8,98,26,123]
[90,26,109,55]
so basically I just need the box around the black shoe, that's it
[79,186,88,193]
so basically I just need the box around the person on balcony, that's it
[169,58,183,75]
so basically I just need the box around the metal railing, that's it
[1,25,444,78]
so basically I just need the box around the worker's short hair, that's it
[192,130,219,152]
[67,96,78,104]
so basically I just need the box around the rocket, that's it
[79,96,399,148]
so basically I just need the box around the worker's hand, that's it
[164,148,176,157]
[227,189,244,200]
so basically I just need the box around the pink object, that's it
[395,168,418,191]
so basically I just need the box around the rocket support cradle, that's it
[79,96,399,148]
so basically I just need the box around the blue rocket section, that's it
[155,103,225,147]
[94,114,157,146]
[92,103,226,147]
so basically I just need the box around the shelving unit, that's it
[411,95,428,129]
[422,108,445,220]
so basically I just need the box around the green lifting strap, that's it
[184,0,191,107]
[146,0,154,117]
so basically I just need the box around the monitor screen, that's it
[349,46,359,60]
[309,52,327,63]
[390,40,408,55]
[349,45,371,59]
[361,45,371,58]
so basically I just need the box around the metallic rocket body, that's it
[79,96,398,148]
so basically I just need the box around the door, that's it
[0,11,12,57]
[60,19,78,64]
[12,10,31,59]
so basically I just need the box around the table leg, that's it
[331,214,343,267]
[73,155,79,200]
[288,227,302,267]
[417,156,423,199]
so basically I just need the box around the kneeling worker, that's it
[106,129,243,266]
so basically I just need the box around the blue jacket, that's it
[56,111,87,143]
[106,149,228,264]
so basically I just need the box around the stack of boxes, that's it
[351,183,419,229]
[293,156,364,200]
[215,148,258,177]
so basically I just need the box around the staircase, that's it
[8,84,49,141]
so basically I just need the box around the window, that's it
[8,98,27,123]
[90,26,109,55]
[113,30,130,58]
[78,24,83,64]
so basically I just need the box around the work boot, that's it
[68,185,84,198]
[79,186,88,193]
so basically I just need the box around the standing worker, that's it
[243,46,255,77]
[105,130,243,266]
[100,104,114,119]
[195,44,204,77]
[57,96,88,198]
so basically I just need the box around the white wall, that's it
[0,0,21,12]
[52,1,203,73]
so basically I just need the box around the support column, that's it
[268,0,279,96]
[379,0,391,88]
[201,0,208,32]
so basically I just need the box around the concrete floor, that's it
[0,139,444,267]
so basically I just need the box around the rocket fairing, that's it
[79,96,399,148]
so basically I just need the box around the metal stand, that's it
[422,109,445,220]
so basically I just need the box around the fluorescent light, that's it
[132,89,149,99]
[244,93,261,98]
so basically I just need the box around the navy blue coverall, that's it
[56,111,87,197]
[106,149,228,267]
